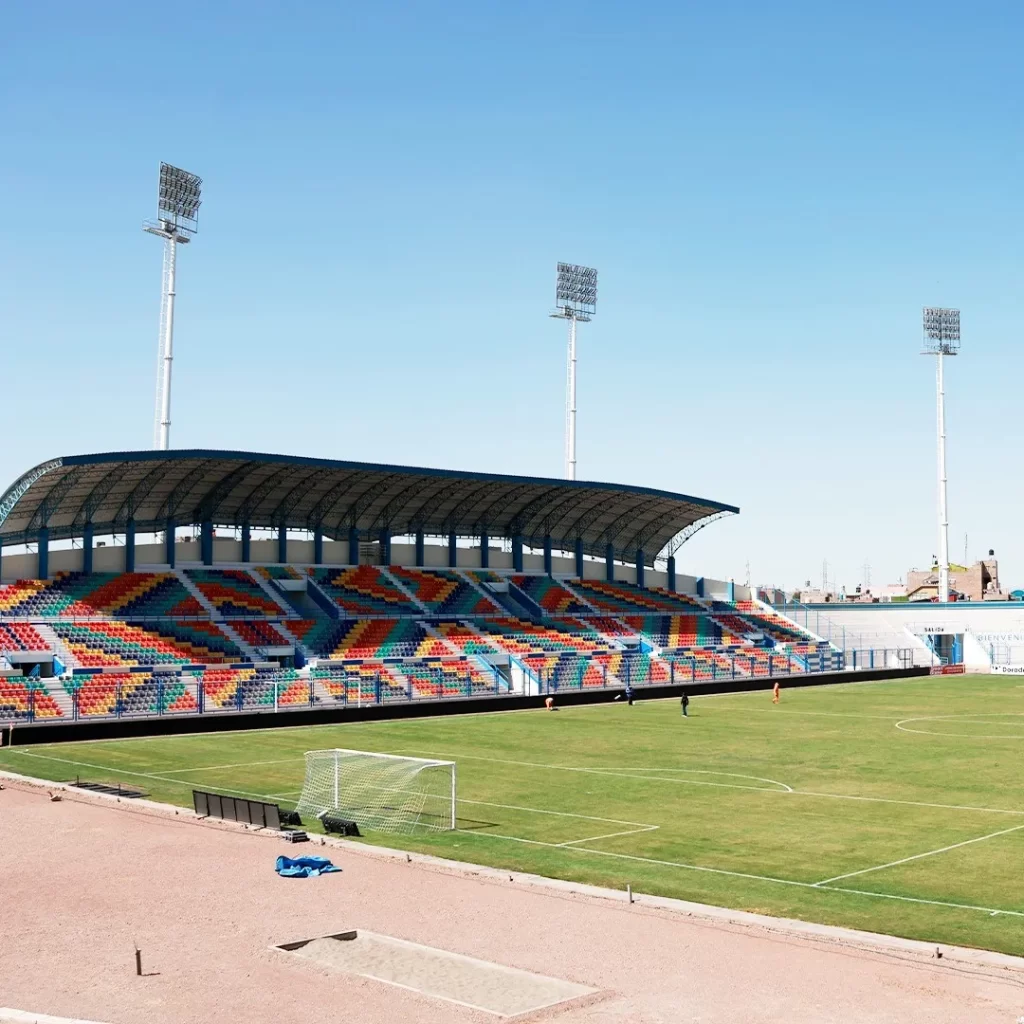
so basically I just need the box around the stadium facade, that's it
[1,448,1016,733]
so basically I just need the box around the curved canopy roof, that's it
[0,450,738,565]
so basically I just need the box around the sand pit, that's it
[277,930,597,1016]
[3,775,1024,1023]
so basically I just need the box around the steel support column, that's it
[125,520,136,573]
[83,523,94,574]
[37,527,49,579]
[164,518,175,568]
[512,534,524,572]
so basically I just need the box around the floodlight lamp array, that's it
[922,307,960,353]
[555,263,598,317]
[157,162,203,233]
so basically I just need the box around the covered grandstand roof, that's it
[0,450,738,564]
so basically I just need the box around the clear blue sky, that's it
[1,1,1021,592]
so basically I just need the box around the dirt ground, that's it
[2,779,1023,1024]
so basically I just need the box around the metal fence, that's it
[4,647,914,725]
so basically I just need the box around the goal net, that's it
[296,748,456,834]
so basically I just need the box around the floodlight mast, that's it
[550,263,597,480]
[922,307,960,603]
[143,162,202,450]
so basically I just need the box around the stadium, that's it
[5,17,1024,1022]
[5,440,1024,1022]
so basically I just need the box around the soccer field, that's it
[4,674,1024,956]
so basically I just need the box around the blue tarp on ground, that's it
[275,855,341,878]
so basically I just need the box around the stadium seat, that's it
[510,575,592,615]
[389,567,500,615]
[309,566,419,616]
[50,619,242,667]
[185,569,284,617]
[568,579,705,614]
[0,573,204,618]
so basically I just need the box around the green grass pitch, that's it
[4,673,1024,956]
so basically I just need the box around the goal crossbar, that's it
[296,748,456,835]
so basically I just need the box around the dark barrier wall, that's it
[9,666,930,746]
[193,789,281,829]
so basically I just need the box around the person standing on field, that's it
[680,689,689,717]
[772,680,780,704]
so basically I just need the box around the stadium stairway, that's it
[453,569,506,614]
[215,622,261,662]
[174,571,219,618]
[244,568,298,615]
[378,568,432,614]
[747,598,828,643]
[32,622,79,670]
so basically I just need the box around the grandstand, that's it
[0,449,931,728]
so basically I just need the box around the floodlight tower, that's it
[144,162,202,450]
[550,263,597,480]
[922,307,960,603]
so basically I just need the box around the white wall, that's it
[0,533,710,593]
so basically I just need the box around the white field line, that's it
[394,750,793,793]
[458,798,656,829]
[895,712,1024,739]
[555,825,660,847]
[12,745,1024,820]
[5,749,286,803]
[582,767,793,792]
[9,749,1024,920]
[790,790,1024,817]
[704,707,901,721]
[392,749,1024,817]
[813,823,1024,886]
[460,831,1024,919]
[149,757,303,775]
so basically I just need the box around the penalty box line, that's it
[11,750,1023,920]
[813,822,1024,886]
[462,830,1024,920]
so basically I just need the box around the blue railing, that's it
[3,647,913,725]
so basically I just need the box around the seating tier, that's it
[0,679,62,720]
[389,567,499,615]
[0,622,49,651]
[231,620,292,648]
[309,566,418,615]
[510,575,592,615]
[622,615,728,649]
[0,573,203,617]
[567,580,704,614]
[51,620,241,667]
[185,569,282,617]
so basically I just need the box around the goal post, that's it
[296,748,456,835]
